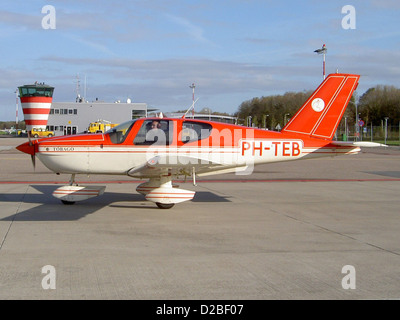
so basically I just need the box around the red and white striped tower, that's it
[18,82,54,132]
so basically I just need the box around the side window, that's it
[134,120,173,145]
[181,121,212,143]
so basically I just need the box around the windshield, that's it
[106,120,136,144]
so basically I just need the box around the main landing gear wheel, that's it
[61,200,75,205]
[156,202,174,209]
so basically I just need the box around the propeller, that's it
[28,131,36,170]
[16,131,37,170]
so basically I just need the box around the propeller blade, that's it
[31,154,36,169]
[28,131,33,146]
[28,130,35,169]
[16,130,37,170]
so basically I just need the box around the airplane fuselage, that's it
[32,118,359,177]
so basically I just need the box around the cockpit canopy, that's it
[106,118,213,145]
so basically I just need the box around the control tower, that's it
[18,82,54,131]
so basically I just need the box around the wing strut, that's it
[192,167,197,186]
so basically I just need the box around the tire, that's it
[48,134,53,137]
[156,202,174,209]
[33,134,38,138]
[61,200,75,205]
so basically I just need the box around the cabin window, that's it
[107,120,136,144]
[181,121,212,143]
[134,120,173,145]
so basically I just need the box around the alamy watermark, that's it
[341,265,356,289]
[342,5,356,30]
[41,5,56,29]
[41,265,56,289]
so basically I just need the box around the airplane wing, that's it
[127,155,247,178]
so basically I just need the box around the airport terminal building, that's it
[47,100,150,136]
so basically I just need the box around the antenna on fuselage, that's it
[182,98,199,119]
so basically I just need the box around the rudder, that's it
[281,73,360,140]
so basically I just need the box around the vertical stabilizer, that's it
[281,74,359,140]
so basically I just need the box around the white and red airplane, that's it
[17,73,383,209]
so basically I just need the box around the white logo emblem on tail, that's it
[311,98,325,112]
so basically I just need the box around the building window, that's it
[54,109,59,114]
[74,109,77,114]
[68,109,73,114]
[132,110,146,119]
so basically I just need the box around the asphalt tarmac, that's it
[1,137,400,300]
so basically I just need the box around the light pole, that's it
[15,89,19,131]
[284,113,290,125]
[384,117,389,144]
[189,83,195,118]
[314,44,327,80]
[248,116,252,127]
[263,114,269,129]
[355,105,359,141]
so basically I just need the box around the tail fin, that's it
[281,73,360,140]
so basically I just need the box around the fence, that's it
[336,124,400,145]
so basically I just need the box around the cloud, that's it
[62,33,117,57]
[371,0,400,9]
[164,13,211,44]
[33,56,279,111]
[37,52,399,111]
[40,56,273,88]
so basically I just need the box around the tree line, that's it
[0,121,25,130]
[357,85,400,126]
[234,85,400,129]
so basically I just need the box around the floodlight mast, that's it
[189,83,195,118]
[15,89,19,130]
[314,44,327,80]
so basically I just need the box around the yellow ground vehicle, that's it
[88,120,119,133]
[31,128,54,138]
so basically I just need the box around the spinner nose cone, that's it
[16,141,36,155]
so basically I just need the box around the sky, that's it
[1,0,400,120]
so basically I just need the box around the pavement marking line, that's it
[272,208,400,258]
[0,184,30,253]
[1,178,400,185]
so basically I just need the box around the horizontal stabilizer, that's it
[331,141,388,148]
